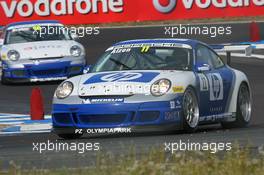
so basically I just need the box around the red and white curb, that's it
[0,113,52,135]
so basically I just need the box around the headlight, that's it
[55,81,74,99]
[7,50,20,61]
[70,45,82,57]
[151,79,171,96]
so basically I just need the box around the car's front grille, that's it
[68,66,82,74]
[12,70,27,77]
[53,113,73,125]
[52,110,162,127]
[30,69,65,77]
[78,114,127,125]
[138,111,160,122]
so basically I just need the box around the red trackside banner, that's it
[0,0,263,25]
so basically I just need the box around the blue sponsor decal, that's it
[84,72,159,84]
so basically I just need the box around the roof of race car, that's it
[7,20,60,28]
[114,39,202,48]
[6,20,62,30]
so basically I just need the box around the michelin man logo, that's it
[208,73,223,101]
[101,72,143,82]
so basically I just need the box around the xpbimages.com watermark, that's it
[164,140,232,154]
[33,24,100,38]
[32,140,100,154]
[164,25,232,38]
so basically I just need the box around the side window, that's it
[196,45,214,68]
[196,45,224,69]
[208,49,225,69]
[122,53,137,68]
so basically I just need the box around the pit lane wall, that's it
[0,0,263,25]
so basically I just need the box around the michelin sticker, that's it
[82,98,124,104]
[208,73,223,101]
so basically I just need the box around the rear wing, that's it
[210,41,264,64]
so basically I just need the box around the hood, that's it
[3,40,79,59]
[78,70,186,96]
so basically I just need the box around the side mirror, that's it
[83,65,92,74]
[195,63,211,72]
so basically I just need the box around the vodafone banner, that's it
[0,0,263,25]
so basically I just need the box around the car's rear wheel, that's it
[57,133,83,140]
[182,87,200,132]
[221,83,251,129]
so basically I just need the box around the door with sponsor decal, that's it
[196,44,233,117]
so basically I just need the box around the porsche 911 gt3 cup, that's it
[52,39,252,139]
[0,20,86,84]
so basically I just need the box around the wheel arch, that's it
[227,69,251,113]
[186,85,199,98]
[237,80,253,111]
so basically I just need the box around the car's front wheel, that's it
[182,87,200,132]
[221,83,252,129]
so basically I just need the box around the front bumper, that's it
[2,57,85,83]
[52,100,183,132]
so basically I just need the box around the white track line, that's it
[0,114,51,118]
[0,114,52,125]
[0,118,32,121]
[0,113,28,117]
[0,130,51,135]
[0,117,52,122]
[21,123,52,131]
[0,122,25,125]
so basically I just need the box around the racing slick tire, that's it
[221,83,252,129]
[182,87,200,132]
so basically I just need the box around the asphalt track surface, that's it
[0,22,264,170]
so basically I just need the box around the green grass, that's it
[1,146,264,175]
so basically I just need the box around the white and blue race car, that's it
[0,20,86,84]
[52,39,252,139]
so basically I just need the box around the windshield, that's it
[5,26,72,44]
[90,46,193,73]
